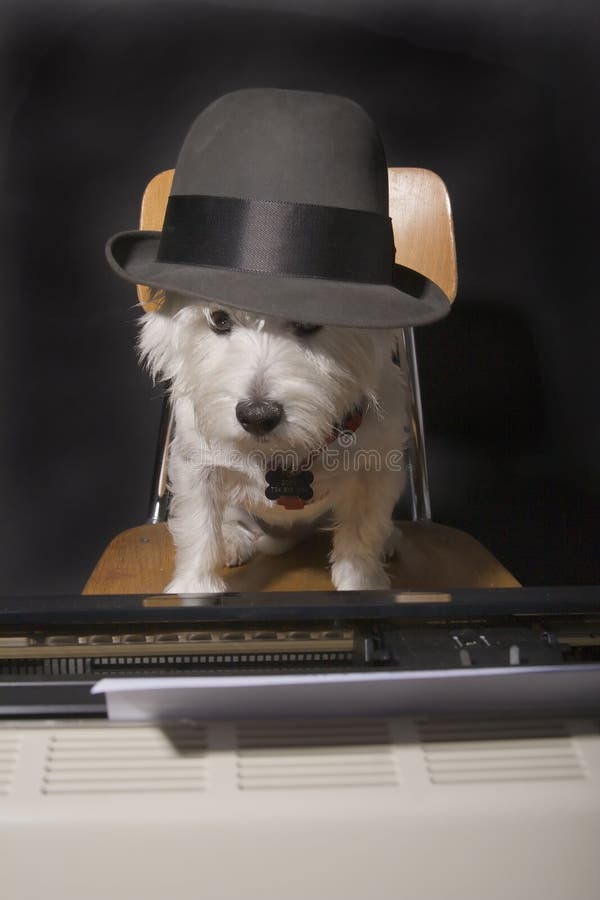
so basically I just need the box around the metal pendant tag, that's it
[265,469,314,510]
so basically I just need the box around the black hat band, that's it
[157,195,396,284]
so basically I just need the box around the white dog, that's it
[139,290,410,592]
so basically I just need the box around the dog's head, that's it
[139,291,389,454]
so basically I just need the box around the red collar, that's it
[265,405,364,510]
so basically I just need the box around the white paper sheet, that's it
[92,665,600,721]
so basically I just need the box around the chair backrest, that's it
[138,169,458,524]
[136,168,457,310]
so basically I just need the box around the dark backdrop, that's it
[1,0,598,593]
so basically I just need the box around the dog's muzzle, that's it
[236,399,283,436]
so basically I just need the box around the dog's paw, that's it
[331,560,391,591]
[165,573,228,594]
[222,522,258,567]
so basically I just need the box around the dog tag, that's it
[265,469,314,510]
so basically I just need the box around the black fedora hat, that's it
[106,88,450,328]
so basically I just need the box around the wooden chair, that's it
[84,169,519,594]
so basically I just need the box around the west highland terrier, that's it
[139,292,410,593]
[107,90,450,594]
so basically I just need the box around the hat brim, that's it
[106,230,451,328]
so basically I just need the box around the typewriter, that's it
[1,586,599,900]
[1,586,600,715]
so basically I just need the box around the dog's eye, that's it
[208,310,233,334]
[292,322,321,337]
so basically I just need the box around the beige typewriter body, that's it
[2,714,600,900]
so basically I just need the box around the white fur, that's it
[139,291,410,592]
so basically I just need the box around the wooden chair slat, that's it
[136,167,458,311]
[83,521,519,595]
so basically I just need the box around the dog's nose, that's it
[236,399,283,436]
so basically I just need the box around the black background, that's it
[1,0,598,594]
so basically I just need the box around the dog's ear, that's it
[137,292,208,384]
[137,289,188,383]
[137,308,178,383]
